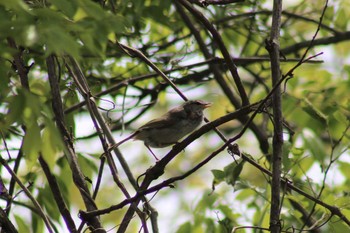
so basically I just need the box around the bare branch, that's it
[48,55,105,232]
[266,0,283,232]
[0,157,54,233]
[175,0,250,106]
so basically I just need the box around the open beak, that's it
[202,102,212,108]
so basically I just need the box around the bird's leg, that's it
[108,132,138,152]
[145,144,159,160]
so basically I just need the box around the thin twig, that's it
[0,157,54,233]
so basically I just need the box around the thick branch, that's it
[267,1,283,232]
[0,207,17,233]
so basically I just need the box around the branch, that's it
[66,57,137,187]
[0,157,54,233]
[174,2,241,107]
[7,38,30,89]
[0,207,17,233]
[38,155,77,233]
[175,0,250,106]
[66,57,154,233]
[281,31,350,55]
[80,46,323,222]
[80,52,350,226]
[47,55,105,232]
[64,56,321,115]
[117,43,188,101]
[190,0,244,7]
[215,10,340,35]
[5,38,53,233]
[266,0,283,232]
[175,0,270,154]
[79,100,263,219]
[5,38,30,216]
[115,35,272,228]
[115,41,241,232]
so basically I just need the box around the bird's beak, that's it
[203,102,212,108]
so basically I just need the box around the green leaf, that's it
[343,209,350,221]
[282,142,292,170]
[291,147,305,157]
[41,127,61,170]
[106,14,130,37]
[335,8,348,30]
[301,98,328,126]
[32,209,44,233]
[0,0,29,12]
[292,156,314,178]
[4,93,25,127]
[253,202,269,227]
[194,192,217,213]
[30,79,50,98]
[223,160,245,186]
[211,161,245,190]
[49,0,78,18]
[302,131,328,166]
[22,94,41,126]
[286,195,311,209]
[14,215,28,233]
[21,92,43,163]
[22,122,41,163]
[37,186,60,221]
[338,161,350,180]
[176,222,192,233]
[211,169,225,183]
[235,188,256,201]
[204,217,215,232]
[327,217,350,233]
[77,0,105,20]
[77,153,99,178]
[38,23,81,57]
[56,157,73,206]
[217,204,240,222]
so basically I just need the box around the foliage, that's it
[0,0,349,232]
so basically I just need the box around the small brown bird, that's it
[115,100,211,159]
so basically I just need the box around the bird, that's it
[114,100,211,159]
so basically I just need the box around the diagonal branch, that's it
[0,207,17,233]
[175,0,250,106]
[0,157,54,233]
[281,31,350,55]
[66,57,155,233]
[175,1,270,153]
[38,154,77,233]
[47,55,105,232]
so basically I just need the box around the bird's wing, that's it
[138,107,186,130]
